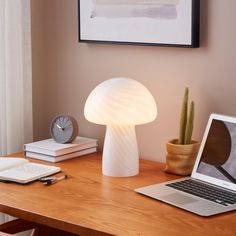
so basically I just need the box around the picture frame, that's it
[78,0,200,48]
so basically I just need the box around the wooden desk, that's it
[0,153,236,236]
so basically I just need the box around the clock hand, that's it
[56,124,65,131]
[56,124,62,129]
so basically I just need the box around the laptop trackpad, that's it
[163,193,199,206]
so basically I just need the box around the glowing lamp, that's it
[84,77,157,177]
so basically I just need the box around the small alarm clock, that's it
[50,115,78,143]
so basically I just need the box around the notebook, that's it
[0,157,60,184]
[135,113,236,216]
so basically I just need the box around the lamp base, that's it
[102,125,139,177]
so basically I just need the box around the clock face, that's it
[50,115,79,143]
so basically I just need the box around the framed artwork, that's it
[78,0,200,48]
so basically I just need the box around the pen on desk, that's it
[43,174,68,186]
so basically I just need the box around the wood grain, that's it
[0,153,236,236]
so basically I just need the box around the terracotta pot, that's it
[164,139,200,176]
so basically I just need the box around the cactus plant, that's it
[178,87,194,145]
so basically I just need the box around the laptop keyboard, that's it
[166,179,236,206]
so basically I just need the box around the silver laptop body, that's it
[135,113,236,216]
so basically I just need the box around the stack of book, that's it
[24,136,98,162]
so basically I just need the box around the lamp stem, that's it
[103,124,139,177]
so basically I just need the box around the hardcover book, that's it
[25,147,97,163]
[24,136,98,156]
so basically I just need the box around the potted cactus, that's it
[164,88,200,175]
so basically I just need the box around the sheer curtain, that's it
[0,0,32,154]
[0,0,33,234]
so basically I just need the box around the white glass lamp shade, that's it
[84,77,157,177]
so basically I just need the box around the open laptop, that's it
[135,113,236,216]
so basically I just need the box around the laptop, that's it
[135,113,236,216]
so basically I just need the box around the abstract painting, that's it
[79,0,199,47]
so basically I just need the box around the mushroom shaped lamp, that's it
[84,77,157,177]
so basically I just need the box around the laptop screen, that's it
[196,119,236,184]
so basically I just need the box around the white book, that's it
[0,157,60,184]
[24,136,98,156]
[25,147,97,163]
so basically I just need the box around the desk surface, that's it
[0,153,236,236]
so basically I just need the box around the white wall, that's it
[31,0,236,162]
